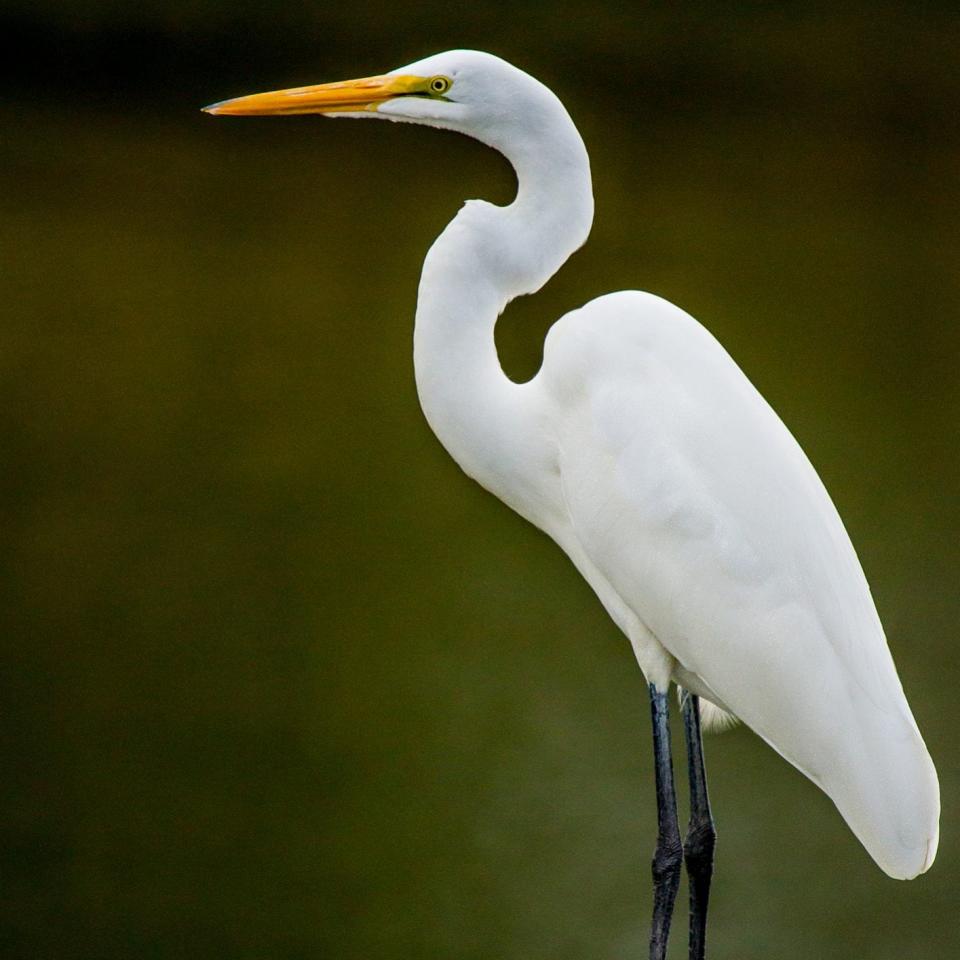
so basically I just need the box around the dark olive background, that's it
[2,4,958,958]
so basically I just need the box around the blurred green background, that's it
[2,3,958,958]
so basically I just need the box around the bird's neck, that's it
[413,116,593,521]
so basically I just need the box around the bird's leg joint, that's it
[683,817,716,881]
[652,831,683,886]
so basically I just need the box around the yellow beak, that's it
[202,74,431,116]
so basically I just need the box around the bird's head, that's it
[203,49,577,162]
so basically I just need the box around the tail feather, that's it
[699,697,739,732]
[677,687,739,732]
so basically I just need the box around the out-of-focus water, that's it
[2,6,958,958]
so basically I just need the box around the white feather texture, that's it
[311,50,939,880]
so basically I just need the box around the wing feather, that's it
[540,290,939,878]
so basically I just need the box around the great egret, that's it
[204,49,940,959]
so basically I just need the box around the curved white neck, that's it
[412,106,593,522]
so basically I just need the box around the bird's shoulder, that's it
[539,289,768,465]
[541,289,716,393]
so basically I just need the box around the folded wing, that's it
[540,290,939,878]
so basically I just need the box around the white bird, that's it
[204,49,940,959]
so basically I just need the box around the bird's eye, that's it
[429,76,452,95]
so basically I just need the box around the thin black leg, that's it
[648,683,683,960]
[681,692,716,960]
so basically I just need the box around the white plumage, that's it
[541,291,938,879]
[205,48,939,883]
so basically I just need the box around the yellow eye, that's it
[429,75,452,95]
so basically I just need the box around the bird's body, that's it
[206,47,939,955]
[540,291,936,878]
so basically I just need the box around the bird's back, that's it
[537,290,939,879]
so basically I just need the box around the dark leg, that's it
[648,683,683,960]
[681,692,716,960]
